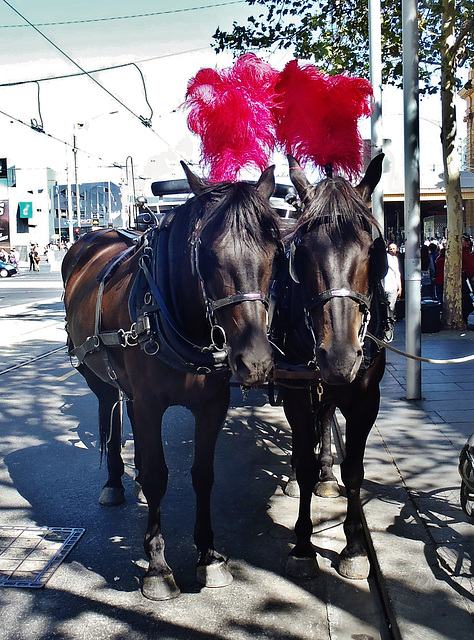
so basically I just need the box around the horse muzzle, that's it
[227,334,274,387]
[315,343,363,385]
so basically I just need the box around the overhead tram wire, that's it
[0,47,210,88]
[0,1,246,28]
[1,0,187,163]
[0,106,124,170]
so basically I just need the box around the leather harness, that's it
[67,209,269,388]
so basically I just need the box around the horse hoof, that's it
[142,573,181,601]
[314,480,340,498]
[286,555,320,579]
[134,481,147,504]
[284,479,300,498]
[338,554,370,580]
[99,486,125,506]
[196,560,233,588]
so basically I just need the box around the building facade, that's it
[0,162,123,261]
[54,181,122,242]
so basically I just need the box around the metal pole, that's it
[368,0,384,233]
[56,182,61,242]
[126,156,137,228]
[65,146,74,244]
[107,180,113,227]
[402,0,421,399]
[73,133,80,232]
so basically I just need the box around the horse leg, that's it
[315,404,340,498]
[125,400,146,503]
[338,395,380,580]
[283,388,320,579]
[133,397,180,601]
[77,364,126,506]
[284,454,300,498]
[192,390,233,588]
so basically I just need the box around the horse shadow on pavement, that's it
[2,383,388,640]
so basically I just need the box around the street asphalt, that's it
[1,267,474,639]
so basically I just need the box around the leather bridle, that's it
[303,287,372,349]
[191,223,269,349]
[289,238,373,354]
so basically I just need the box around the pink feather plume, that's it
[274,60,373,179]
[184,54,279,181]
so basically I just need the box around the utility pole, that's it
[368,0,384,233]
[66,158,74,244]
[402,0,422,399]
[73,133,80,232]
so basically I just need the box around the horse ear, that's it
[180,161,208,195]
[255,165,276,200]
[356,153,384,202]
[288,155,314,208]
[370,236,388,281]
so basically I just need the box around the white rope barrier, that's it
[367,332,474,365]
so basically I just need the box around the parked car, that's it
[0,260,17,278]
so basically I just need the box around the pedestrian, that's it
[383,243,402,314]
[29,245,40,272]
[10,247,19,266]
[428,242,439,296]
[434,247,445,302]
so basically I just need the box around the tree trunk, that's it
[441,0,464,329]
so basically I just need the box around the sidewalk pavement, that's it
[362,318,474,640]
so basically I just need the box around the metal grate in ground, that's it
[0,526,84,588]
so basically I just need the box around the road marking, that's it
[56,369,77,381]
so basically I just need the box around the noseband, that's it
[289,239,372,352]
[303,287,372,348]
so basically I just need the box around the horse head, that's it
[180,162,281,386]
[288,154,386,385]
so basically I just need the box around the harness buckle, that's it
[210,324,227,351]
[316,382,324,402]
[144,339,160,356]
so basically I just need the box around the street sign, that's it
[19,202,33,218]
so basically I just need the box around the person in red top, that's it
[462,234,474,278]
[462,234,474,323]
[433,235,474,324]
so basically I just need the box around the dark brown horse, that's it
[62,162,281,600]
[270,154,388,580]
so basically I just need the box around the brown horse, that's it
[62,163,281,600]
[270,154,388,580]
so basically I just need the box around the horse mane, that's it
[295,177,379,245]
[188,181,280,249]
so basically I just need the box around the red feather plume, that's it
[184,54,279,181]
[274,60,373,179]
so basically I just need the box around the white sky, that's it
[0,1,468,193]
[0,0,281,184]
